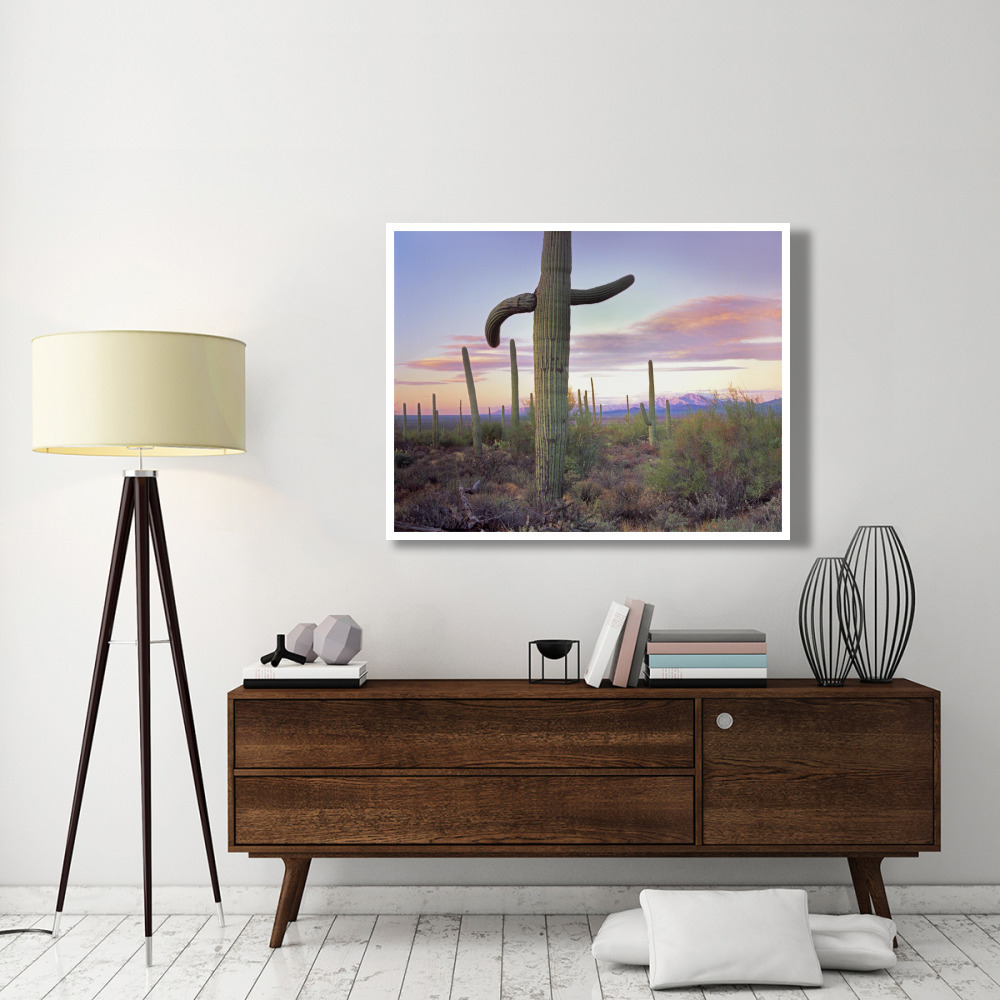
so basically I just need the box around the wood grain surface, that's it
[233,773,695,846]
[233,697,694,769]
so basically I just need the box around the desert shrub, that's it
[570,478,602,505]
[565,420,606,479]
[481,421,505,445]
[647,388,781,516]
[597,481,660,528]
[604,417,649,447]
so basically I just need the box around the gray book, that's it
[627,603,656,687]
[648,629,765,644]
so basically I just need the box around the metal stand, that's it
[53,471,224,966]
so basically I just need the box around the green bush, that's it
[647,389,781,516]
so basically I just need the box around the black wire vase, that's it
[843,525,916,682]
[798,557,864,686]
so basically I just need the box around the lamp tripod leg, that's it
[147,479,224,922]
[134,477,154,966]
[54,480,135,935]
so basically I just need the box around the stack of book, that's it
[584,599,655,688]
[646,629,766,687]
[243,661,368,689]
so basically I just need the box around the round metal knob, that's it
[716,712,734,730]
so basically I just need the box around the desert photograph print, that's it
[388,224,789,540]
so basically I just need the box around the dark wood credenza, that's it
[227,678,940,947]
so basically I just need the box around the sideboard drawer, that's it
[233,697,694,769]
[233,773,694,846]
[702,697,936,846]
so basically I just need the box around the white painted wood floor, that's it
[2,911,1000,1000]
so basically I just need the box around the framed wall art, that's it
[388,224,789,540]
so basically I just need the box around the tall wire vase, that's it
[798,557,864,686]
[843,525,916,682]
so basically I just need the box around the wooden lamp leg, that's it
[54,479,135,937]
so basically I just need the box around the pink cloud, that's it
[574,295,782,369]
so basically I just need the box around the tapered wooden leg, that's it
[288,858,311,922]
[270,858,312,948]
[55,479,135,929]
[848,856,897,946]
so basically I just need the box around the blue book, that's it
[647,653,767,671]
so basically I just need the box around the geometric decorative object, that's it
[33,330,245,966]
[528,639,580,683]
[259,634,307,667]
[798,556,864,687]
[843,525,916,683]
[314,614,362,664]
[285,623,318,662]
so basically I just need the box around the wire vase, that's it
[798,557,864,686]
[843,525,916,682]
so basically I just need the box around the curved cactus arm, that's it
[485,292,537,347]
[570,274,635,305]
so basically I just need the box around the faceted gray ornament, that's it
[286,622,318,662]
[314,614,363,664]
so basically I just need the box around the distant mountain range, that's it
[598,392,782,418]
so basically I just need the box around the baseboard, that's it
[2,884,999,916]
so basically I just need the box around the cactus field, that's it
[393,388,781,533]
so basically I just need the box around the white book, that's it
[583,601,630,688]
[244,661,367,681]
[648,666,767,680]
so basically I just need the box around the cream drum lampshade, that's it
[32,330,245,456]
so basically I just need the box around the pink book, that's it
[646,641,766,655]
[612,599,647,687]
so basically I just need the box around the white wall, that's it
[1,0,997,894]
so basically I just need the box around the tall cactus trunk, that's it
[510,340,520,429]
[502,404,507,432]
[432,393,439,448]
[529,392,535,424]
[626,394,630,421]
[417,402,423,434]
[533,232,572,502]
[577,388,584,424]
[403,403,408,437]
[665,397,671,437]
[459,399,464,434]
[462,346,483,457]
[647,360,657,447]
[590,377,597,421]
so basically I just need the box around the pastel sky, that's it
[392,228,784,415]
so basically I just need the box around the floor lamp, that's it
[32,330,245,966]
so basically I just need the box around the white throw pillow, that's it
[810,914,897,971]
[592,906,897,973]
[591,908,650,965]
[639,889,823,989]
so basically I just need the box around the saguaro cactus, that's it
[461,346,483,457]
[403,403,408,436]
[647,360,657,447]
[590,378,597,421]
[417,402,423,434]
[432,393,439,448]
[509,340,520,430]
[484,232,634,502]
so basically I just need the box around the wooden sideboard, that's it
[228,678,940,947]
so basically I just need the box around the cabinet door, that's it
[702,698,936,847]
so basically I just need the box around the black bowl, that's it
[534,639,575,660]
